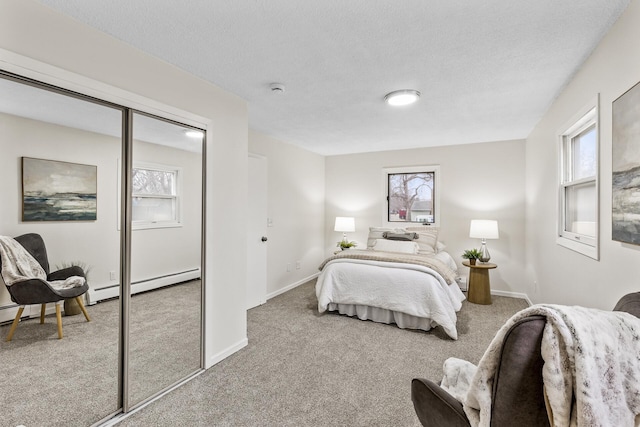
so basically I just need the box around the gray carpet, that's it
[0,280,201,427]
[117,280,528,427]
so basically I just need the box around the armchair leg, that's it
[55,302,63,339]
[40,303,46,324]
[6,306,25,342]
[75,296,91,322]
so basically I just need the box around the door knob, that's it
[261,236,268,242]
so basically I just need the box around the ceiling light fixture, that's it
[184,129,204,138]
[384,89,421,106]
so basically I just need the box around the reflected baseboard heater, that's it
[87,268,201,305]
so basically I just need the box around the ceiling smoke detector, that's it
[270,83,285,93]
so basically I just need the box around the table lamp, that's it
[469,220,499,263]
[334,216,355,243]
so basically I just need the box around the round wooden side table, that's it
[462,261,497,305]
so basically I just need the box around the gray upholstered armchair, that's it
[411,292,640,427]
[1,233,91,341]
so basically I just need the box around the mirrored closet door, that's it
[127,112,204,408]
[0,73,205,425]
[0,74,123,426]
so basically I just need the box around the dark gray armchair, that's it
[411,292,640,427]
[1,233,91,341]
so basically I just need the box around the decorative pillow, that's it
[435,241,446,253]
[406,227,439,255]
[372,239,419,254]
[367,227,406,248]
[382,231,419,241]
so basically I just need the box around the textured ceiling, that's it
[35,0,631,155]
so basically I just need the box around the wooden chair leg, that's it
[40,303,46,324]
[75,296,91,322]
[6,306,25,342]
[55,302,63,339]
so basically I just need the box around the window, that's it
[557,97,599,259]
[383,165,440,226]
[132,162,181,229]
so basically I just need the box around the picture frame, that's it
[22,157,97,221]
[612,81,640,245]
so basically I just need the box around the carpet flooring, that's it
[0,280,201,427]
[116,280,528,427]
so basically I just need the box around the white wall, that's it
[525,0,640,309]
[248,130,325,296]
[325,140,526,295]
[1,0,249,366]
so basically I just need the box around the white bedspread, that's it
[316,258,465,339]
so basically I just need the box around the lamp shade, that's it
[334,217,355,232]
[469,220,499,239]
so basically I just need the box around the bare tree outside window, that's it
[131,166,179,226]
[132,169,175,195]
[388,172,435,223]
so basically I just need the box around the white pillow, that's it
[372,239,419,254]
[406,227,439,255]
[366,227,406,248]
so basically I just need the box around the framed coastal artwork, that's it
[612,81,640,245]
[22,157,97,221]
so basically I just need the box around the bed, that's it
[316,227,465,339]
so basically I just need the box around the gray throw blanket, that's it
[0,236,85,291]
[441,304,640,427]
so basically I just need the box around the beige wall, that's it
[249,130,325,296]
[1,0,249,366]
[325,140,527,295]
[525,0,640,309]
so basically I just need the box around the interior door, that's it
[247,154,267,309]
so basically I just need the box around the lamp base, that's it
[479,241,491,263]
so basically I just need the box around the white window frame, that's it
[382,165,441,228]
[557,95,599,259]
[131,161,182,230]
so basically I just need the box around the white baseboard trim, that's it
[206,337,248,369]
[266,272,320,301]
[491,289,533,306]
[87,268,201,304]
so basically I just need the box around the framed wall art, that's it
[612,81,640,245]
[22,157,97,221]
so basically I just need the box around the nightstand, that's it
[462,261,497,305]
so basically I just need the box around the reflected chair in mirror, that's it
[1,233,91,341]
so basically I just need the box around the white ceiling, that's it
[34,0,631,156]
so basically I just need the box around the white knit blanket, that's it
[441,304,640,427]
[0,236,85,291]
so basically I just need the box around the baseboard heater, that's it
[87,268,201,305]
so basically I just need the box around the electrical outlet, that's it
[456,276,467,291]
[286,263,291,272]
[296,260,301,270]
[109,271,116,281]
